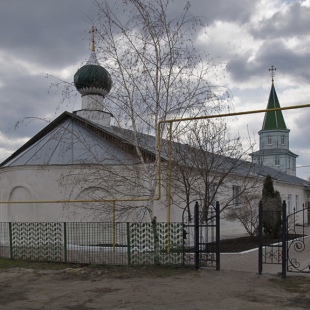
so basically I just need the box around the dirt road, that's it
[0,266,309,309]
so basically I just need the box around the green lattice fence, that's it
[0,222,184,266]
[128,222,183,265]
[66,222,128,265]
[10,223,63,261]
[0,223,10,258]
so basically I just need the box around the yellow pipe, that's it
[1,103,310,205]
[159,103,310,124]
[167,122,172,223]
[167,122,173,253]
[156,117,162,203]
[0,197,158,204]
[112,201,116,252]
[157,103,310,224]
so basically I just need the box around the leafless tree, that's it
[226,190,261,239]
[170,118,260,220]
[11,1,261,226]
[65,0,231,219]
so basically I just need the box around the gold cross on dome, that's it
[89,26,97,52]
[269,65,276,83]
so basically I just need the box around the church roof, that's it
[1,111,308,188]
[249,148,298,158]
[0,112,145,167]
[261,82,287,131]
[88,121,309,187]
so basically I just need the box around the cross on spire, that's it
[269,65,276,83]
[89,26,97,52]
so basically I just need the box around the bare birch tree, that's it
[70,0,231,219]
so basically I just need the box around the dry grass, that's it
[0,257,193,278]
[270,276,310,293]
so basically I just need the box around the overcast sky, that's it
[1,0,310,179]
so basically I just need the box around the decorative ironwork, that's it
[263,246,282,264]
[259,201,310,277]
[258,200,287,278]
[184,253,216,267]
[287,206,310,273]
[269,65,276,82]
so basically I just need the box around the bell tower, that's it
[250,66,298,176]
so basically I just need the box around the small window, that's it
[288,194,292,213]
[267,136,272,145]
[258,157,263,165]
[281,135,285,145]
[233,185,241,206]
[296,195,299,212]
[275,156,280,166]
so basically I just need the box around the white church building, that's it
[0,36,309,238]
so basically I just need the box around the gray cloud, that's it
[1,74,57,137]
[228,39,310,83]
[0,0,310,179]
[251,2,310,39]
[169,0,256,25]
[0,0,92,69]
[290,111,310,146]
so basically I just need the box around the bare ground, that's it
[0,266,310,310]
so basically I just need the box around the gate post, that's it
[282,200,287,279]
[258,201,263,275]
[194,201,199,270]
[127,223,131,265]
[216,201,220,271]
[63,222,67,263]
[9,222,13,259]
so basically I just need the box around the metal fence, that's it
[0,222,185,266]
[182,201,220,270]
[258,201,287,278]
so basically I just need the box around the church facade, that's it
[0,37,309,238]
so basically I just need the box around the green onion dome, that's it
[74,51,112,96]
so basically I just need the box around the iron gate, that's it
[287,205,310,274]
[182,201,220,270]
[258,201,310,278]
[258,201,287,278]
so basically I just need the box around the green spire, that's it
[262,67,287,131]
